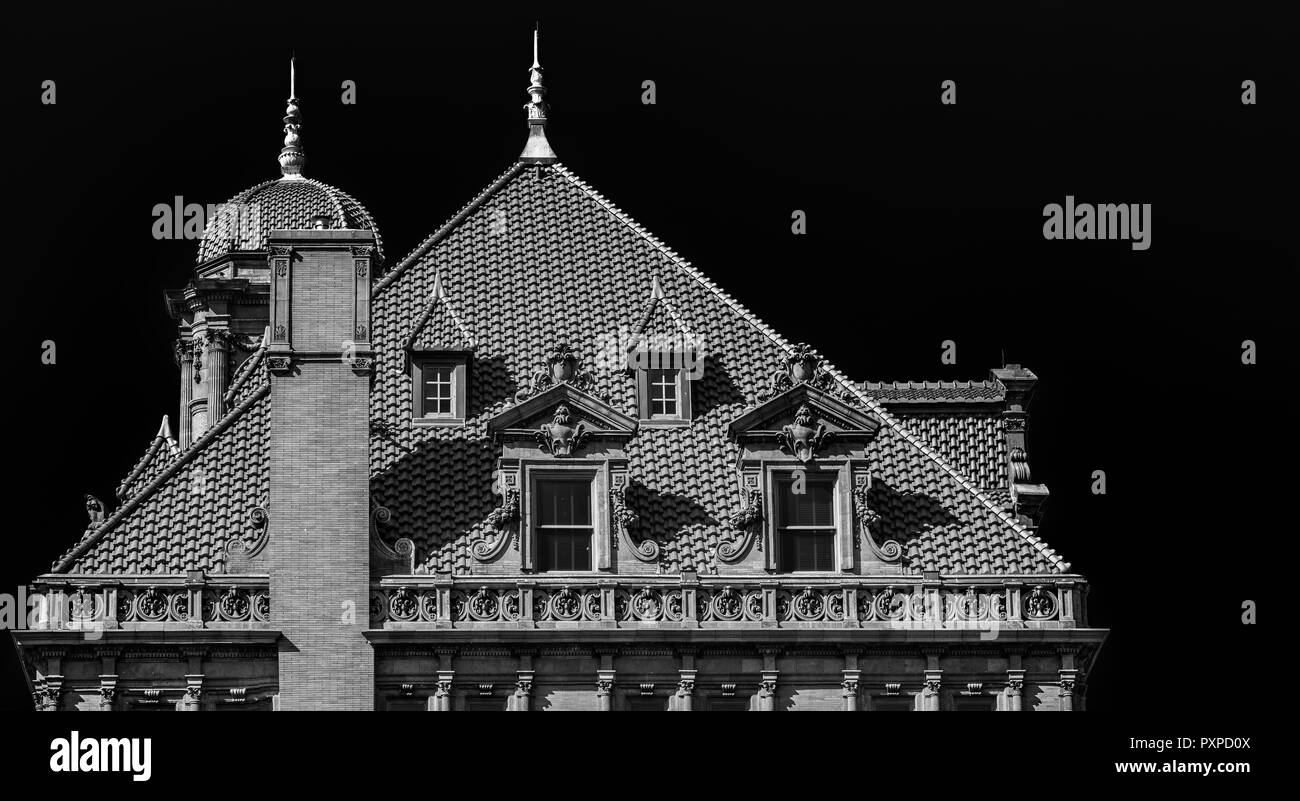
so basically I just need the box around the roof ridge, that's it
[114,416,179,501]
[224,326,270,405]
[401,272,476,351]
[548,164,1068,574]
[52,382,271,573]
[373,162,527,295]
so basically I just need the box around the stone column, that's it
[596,677,614,711]
[923,670,943,712]
[841,673,861,712]
[97,682,117,712]
[433,673,454,712]
[1058,671,1077,712]
[175,339,193,448]
[675,673,696,711]
[181,682,203,712]
[203,328,232,423]
[921,647,944,711]
[1006,670,1025,712]
[757,646,780,711]
[512,674,533,712]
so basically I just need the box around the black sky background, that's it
[0,4,1288,713]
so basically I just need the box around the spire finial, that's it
[520,24,558,164]
[279,55,307,178]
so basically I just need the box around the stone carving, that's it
[853,484,901,563]
[716,490,763,564]
[612,483,659,563]
[369,502,415,570]
[226,498,270,562]
[535,404,590,456]
[757,342,844,402]
[84,495,106,526]
[514,342,603,402]
[775,403,831,462]
[1009,446,1033,483]
[474,487,520,563]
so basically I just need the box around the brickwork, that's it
[269,234,375,710]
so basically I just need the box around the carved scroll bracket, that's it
[612,478,659,565]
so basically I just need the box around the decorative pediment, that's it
[728,383,881,460]
[487,383,637,455]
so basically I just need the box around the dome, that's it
[196,176,383,265]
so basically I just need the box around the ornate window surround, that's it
[720,358,891,574]
[484,373,643,573]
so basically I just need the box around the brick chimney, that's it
[991,364,1049,526]
[265,226,376,710]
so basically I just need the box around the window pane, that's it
[538,480,592,526]
[422,365,454,416]
[648,369,679,417]
[777,479,834,526]
[539,530,592,571]
[782,531,835,571]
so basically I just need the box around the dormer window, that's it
[634,353,694,425]
[411,354,468,424]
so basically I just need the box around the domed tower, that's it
[166,59,383,447]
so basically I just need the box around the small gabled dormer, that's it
[628,277,702,426]
[403,273,474,425]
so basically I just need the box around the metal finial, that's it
[520,25,558,164]
[279,56,307,178]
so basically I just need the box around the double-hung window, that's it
[535,478,594,571]
[775,475,837,572]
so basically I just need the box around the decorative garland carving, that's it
[1009,447,1033,483]
[716,490,763,564]
[473,487,520,562]
[775,404,831,463]
[611,483,659,563]
[514,342,604,402]
[535,404,590,456]
[853,484,901,562]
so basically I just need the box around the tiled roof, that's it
[883,408,1008,492]
[49,165,1068,579]
[370,163,1069,575]
[53,362,270,574]
[861,380,1005,404]
[196,177,383,266]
